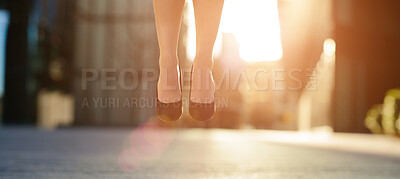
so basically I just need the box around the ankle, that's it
[159,56,178,69]
[193,55,213,70]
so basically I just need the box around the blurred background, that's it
[0,0,399,135]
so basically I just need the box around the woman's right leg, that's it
[153,0,185,103]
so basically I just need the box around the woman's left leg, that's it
[191,0,224,104]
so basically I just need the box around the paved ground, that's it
[1,126,400,179]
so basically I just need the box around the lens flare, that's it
[118,149,141,172]
[129,121,175,161]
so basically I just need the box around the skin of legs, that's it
[153,0,185,103]
[191,0,224,103]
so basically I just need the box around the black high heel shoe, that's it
[189,66,216,121]
[156,66,182,122]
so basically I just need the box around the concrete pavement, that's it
[1,127,400,178]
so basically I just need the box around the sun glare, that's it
[185,0,283,62]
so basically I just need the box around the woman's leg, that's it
[153,0,185,103]
[191,0,224,103]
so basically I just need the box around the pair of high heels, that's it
[156,66,215,122]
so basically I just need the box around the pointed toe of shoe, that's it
[156,100,182,122]
[189,101,215,121]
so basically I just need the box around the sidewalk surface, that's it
[1,127,400,178]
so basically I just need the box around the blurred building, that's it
[73,0,158,126]
[332,0,400,132]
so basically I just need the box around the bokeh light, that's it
[323,38,336,57]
